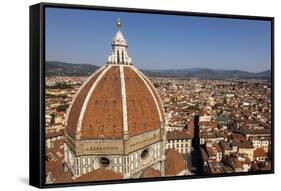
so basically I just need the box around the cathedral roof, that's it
[65,64,164,140]
[45,160,73,184]
[141,167,161,178]
[74,168,123,182]
[254,148,267,158]
[166,129,193,140]
[165,149,186,176]
[65,17,164,153]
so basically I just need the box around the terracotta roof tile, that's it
[124,67,161,137]
[165,149,185,176]
[45,160,73,184]
[65,65,163,140]
[66,68,104,138]
[140,73,165,120]
[81,66,123,139]
[74,168,123,182]
[46,129,64,139]
[141,167,161,178]
[167,129,193,140]
[254,148,267,158]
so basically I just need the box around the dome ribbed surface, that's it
[65,65,164,140]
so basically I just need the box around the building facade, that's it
[166,130,192,154]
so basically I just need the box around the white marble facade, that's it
[64,141,165,178]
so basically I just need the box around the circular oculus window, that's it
[141,149,149,160]
[140,148,152,165]
[99,157,110,168]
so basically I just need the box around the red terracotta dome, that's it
[65,64,164,140]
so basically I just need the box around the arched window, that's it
[122,51,124,63]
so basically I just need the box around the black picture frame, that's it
[30,2,274,189]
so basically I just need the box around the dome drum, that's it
[65,127,162,156]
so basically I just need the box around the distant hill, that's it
[46,61,99,76]
[143,68,271,80]
[46,61,271,80]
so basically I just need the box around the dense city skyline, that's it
[46,8,271,72]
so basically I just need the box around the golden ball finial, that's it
[117,17,122,30]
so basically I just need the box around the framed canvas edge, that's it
[29,2,275,189]
[30,3,45,188]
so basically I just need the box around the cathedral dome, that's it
[65,18,164,142]
[65,64,164,140]
[64,18,166,179]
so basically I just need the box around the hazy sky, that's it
[45,7,271,72]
